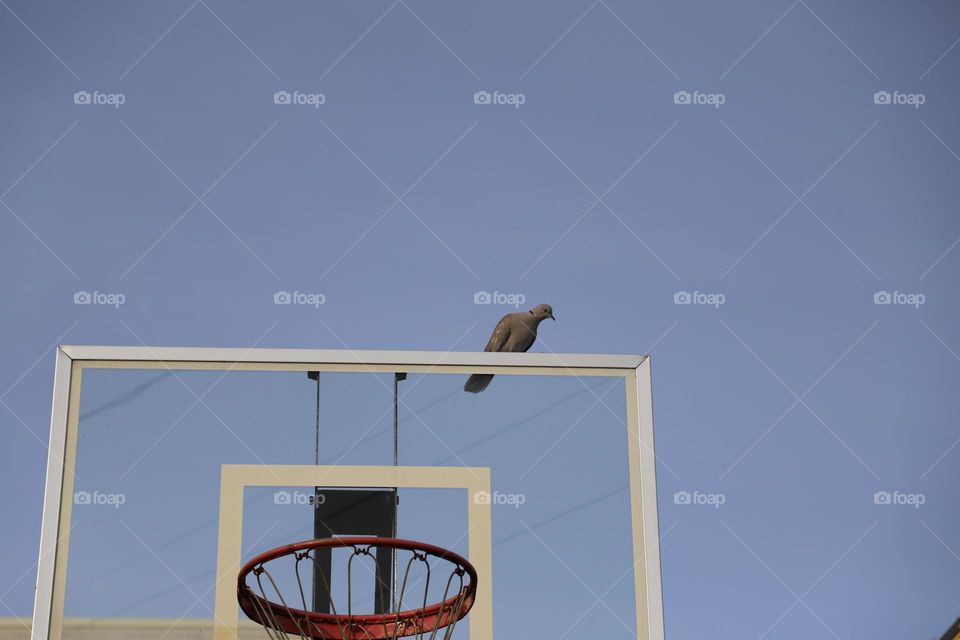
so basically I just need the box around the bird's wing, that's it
[483,315,513,352]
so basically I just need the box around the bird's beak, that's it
[549,313,555,321]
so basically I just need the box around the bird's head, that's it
[531,303,555,321]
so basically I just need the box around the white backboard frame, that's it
[33,346,662,640]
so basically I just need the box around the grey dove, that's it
[464,303,555,393]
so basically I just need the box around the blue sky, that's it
[2,0,960,638]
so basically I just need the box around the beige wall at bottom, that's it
[0,619,265,640]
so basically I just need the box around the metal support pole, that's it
[392,372,406,612]
[307,371,322,613]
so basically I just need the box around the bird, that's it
[464,303,555,393]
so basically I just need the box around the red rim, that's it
[237,537,477,640]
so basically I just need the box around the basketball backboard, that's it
[32,346,662,639]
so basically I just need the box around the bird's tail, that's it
[464,373,494,394]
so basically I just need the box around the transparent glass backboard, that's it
[36,349,660,640]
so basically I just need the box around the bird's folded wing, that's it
[483,316,512,352]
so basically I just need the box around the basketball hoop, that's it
[238,537,477,639]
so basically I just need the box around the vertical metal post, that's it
[314,373,320,466]
[392,372,406,612]
[308,371,322,613]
